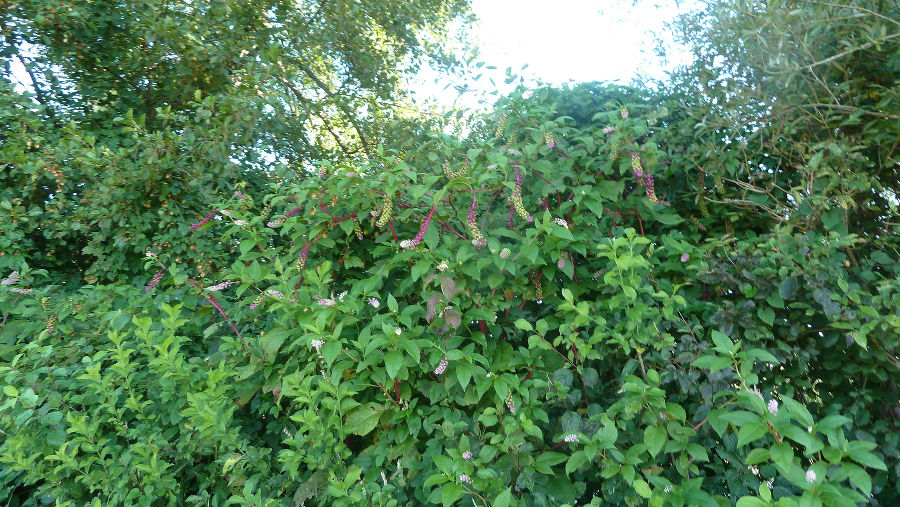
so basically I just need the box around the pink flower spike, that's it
[404,205,435,248]
[190,209,218,230]
[435,358,448,375]
[1,271,19,285]
[680,253,690,262]
[145,269,164,292]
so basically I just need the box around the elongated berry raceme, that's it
[267,206,302,228]
[297,243,310,270]
[145,269,164,292]
[376,194,393,228]
[466,193,486,248]
[402,205,435,249]
[206,281,233,291]
[190,209,218,230]
[249,293,267,310]
[510,166,533,223]
[631,152,644,179]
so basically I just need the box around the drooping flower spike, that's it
[510,166,533,223]
[466,193,486,248]
[145,269,164,292]
[190,209,218,230]
[401,205,435,249]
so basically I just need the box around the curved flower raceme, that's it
[190,209,218,230]
[1,271,19,285]
[402,205,435,249]
[267,206,301,228]
[510,166,533,223]
[466,193,486,248]
[376,194,393,228]
[145,270,164,292]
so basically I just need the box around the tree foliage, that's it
[1,0,899,506]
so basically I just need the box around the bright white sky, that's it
[411,0,699,109]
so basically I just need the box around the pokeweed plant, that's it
[1,77,898,507]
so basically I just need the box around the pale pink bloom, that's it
[459,474,471,484]
[680,253,690,262]
[311,339,325,351]
[369,297,380,308]
[768,399,779,415]
[564,434,578,443]
[435,358,448,375]
[462,451,473,460]
[806,469,816,483]
[206,281,233,291]
[1,271,19,285]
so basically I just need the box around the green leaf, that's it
[757,307,775,326]
[3,385,18,398]
[633,479,652,499]
[456,362,472,391]
[514,319,533,332]
[535,452,566,474]
[644,425,667,457]
[707,409,730,436]
[494,488,513,507]
[770,442,794,470]
[736,497,768,507]
[387,294,399,313]
[442,483,463,506]
[384,350,403,378]
[842,463,872,496]
[781,397,814,427]
[259,328,290,357]
[870,251,893,265]
[344,403,381,435]
[779,277,799,300]
[849,451,886,471]
[711,330,735,351]
[745,448,770,465]
[737,422,768,447]
[566,450,589,475]
[411,259,430,281]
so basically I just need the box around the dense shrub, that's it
[2,0,899,505]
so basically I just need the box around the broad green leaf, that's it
[644,425,667,457]
[384,350,403,378]
[633,479,652,499]
[344,403,381,436]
